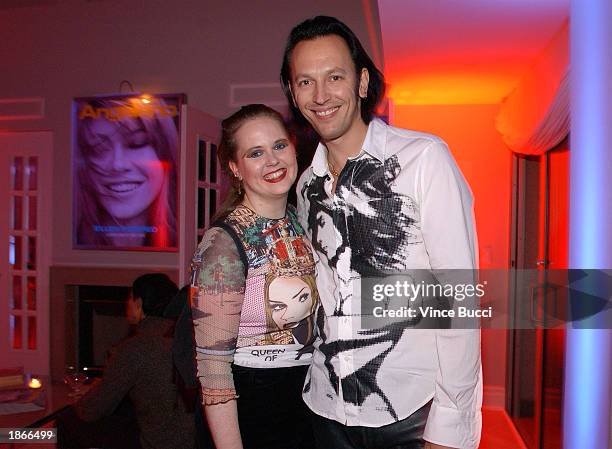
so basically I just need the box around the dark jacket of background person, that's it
[76,316,196,449]
[171,295,215,449]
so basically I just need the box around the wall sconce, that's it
[118,80,153,105]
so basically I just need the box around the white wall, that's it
[0,0,382,268]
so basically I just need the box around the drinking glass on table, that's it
[63,366,88,399]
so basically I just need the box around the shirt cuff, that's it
[201,387,238,406]
[423,402,482,449]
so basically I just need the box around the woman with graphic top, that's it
[190,104,318,449]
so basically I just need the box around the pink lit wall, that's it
[393,104,513,406]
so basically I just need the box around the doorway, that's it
[508,141,568,449]
[0,131,52,375]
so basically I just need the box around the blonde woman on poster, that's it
[74,96,179,249]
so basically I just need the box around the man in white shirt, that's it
[280,16,482,449]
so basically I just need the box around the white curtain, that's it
[496,20,569,155]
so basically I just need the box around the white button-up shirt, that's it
[297,118,482,449]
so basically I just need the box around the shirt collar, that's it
[310,118,395,178]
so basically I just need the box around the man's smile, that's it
[314,106,340,118]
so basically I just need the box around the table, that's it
[0,377,73,429]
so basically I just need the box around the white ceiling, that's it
[378,0,569,104]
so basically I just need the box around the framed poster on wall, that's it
[72,93,185,251]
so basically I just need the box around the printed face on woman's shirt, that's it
[267,276,314,330]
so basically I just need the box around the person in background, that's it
[190,104,318,449]
[166,285,215,449]
[164,284,191,321]
[58,273,195,449]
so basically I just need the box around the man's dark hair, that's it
[280,15,385,125]
[132,273,178,317]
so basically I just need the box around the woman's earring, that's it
[238,181,242,195]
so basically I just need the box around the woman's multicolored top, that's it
[191,205,318,404]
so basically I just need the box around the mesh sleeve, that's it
[191,227,246,405]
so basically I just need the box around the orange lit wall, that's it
[545,141,569,417]
[548,143,569,271]
[393,104,513,406]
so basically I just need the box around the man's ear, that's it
[135,297,144,313]
[288,83,297,107]
[359,68,369,99]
